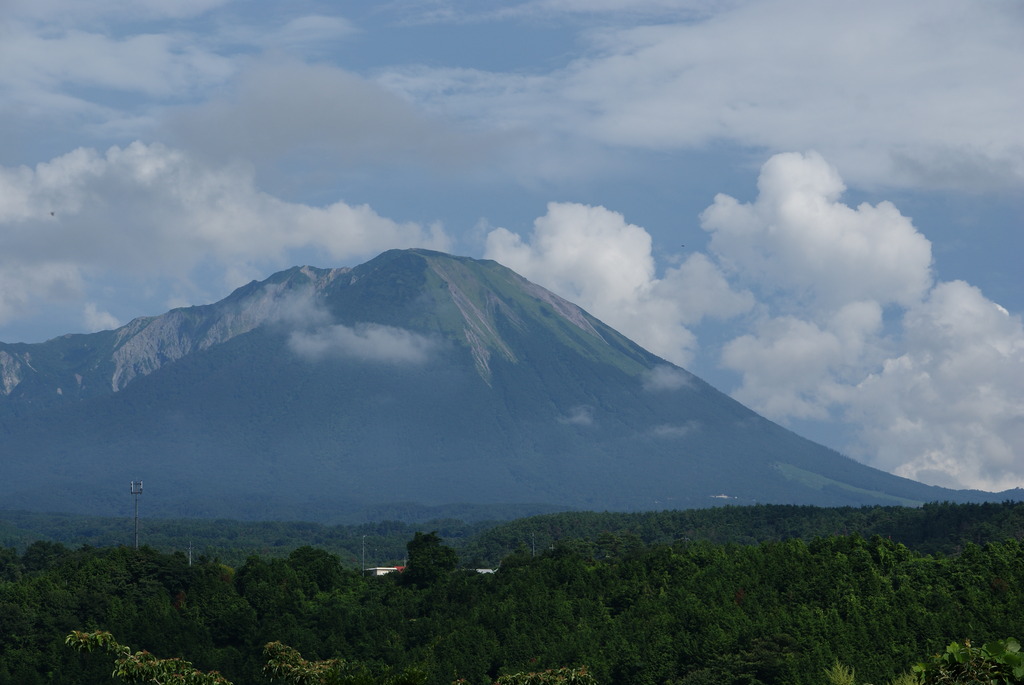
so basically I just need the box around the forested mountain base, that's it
[3,522,1024,684]
[4,500,1024,568]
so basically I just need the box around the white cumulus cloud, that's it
[704,152,1024,491]
[484,201,751,365]
[0,142,452,327]
[485,150,1024,491]
[850,281,1024,491]
[701,151,935,311]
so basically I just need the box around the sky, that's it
[2,0,1023,493]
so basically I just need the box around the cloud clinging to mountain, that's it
[289,323,440,364]
[487,151,1024,491]
[485,202,752,367]
[643,366,693,392]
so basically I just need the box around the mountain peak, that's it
[0,249,1012,520]
[318,249,649,382]
[0,250,639,399]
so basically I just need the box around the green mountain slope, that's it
[0,249,1017,520]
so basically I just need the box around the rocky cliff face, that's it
[0,265,351,400]
[0,349,26,396]
[109,266,349,390]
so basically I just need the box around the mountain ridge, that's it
[0,249,1019,521]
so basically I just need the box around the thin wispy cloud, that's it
[289,323,440,364]
[558,405,595,426]
[166,59,484,172]
[643,366,694,392]
[652,421,700,438]
[380,0,1024,192]
[83,302,120,332]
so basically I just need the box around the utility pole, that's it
[130,480,143,549]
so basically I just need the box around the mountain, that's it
[0,249,1017,522]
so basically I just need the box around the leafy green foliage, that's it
[66,630,231,684]
[401,532,457,587]
[7,506,1024,684]
[492,667,596,684]
[913,639,1024,684]
[824,661,920,685]
[65,631,426,685]
[263,641,426,685]
[824,661,858,685]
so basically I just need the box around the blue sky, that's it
[2,0,1023,492]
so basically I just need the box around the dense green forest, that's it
[3,502,1024,684]
[4,500,1024,567]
